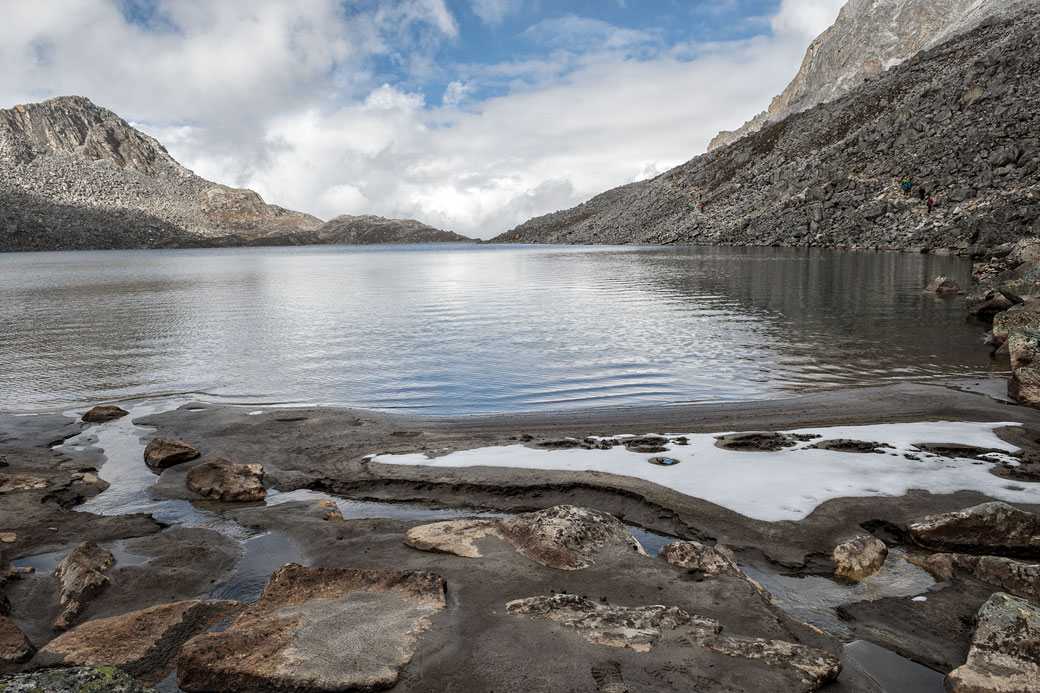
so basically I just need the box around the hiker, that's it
[918,186,926,201]
[902,177,912,196]
[699,202,705,212]
[927,197,934,214]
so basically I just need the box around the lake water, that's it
[0,244,997,414]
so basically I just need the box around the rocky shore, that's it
[2,383,1039,691]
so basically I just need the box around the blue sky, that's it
[1,0,846,236]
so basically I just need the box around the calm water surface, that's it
[0,244,996,413]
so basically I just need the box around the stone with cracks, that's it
[176,564,447,693]
[1007,326,1040,370]
[185,459,265,502]
[697,634,842,691]
[404,519,504,558]
[0,615,34,666]
[992,308,1040,346]
[53,541,115,631]
[909,502,1040,558]
[658,541,742,578]
[81,405,128,423]
[507,594,720,653]
[143,438,199,470]
[36,600,245,685]
[498,505,647,571]
[945,593,1040,692]
[832,535,888,579]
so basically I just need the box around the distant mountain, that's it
[708,0,1037,151]
[0,96,468,252]
[255,215,472,246]
[490,3,1040,255]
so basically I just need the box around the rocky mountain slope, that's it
[492,4,1040,256]
[255,214,472,246]
[709,0,1036,151]
[0,96,468,251]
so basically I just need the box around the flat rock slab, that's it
[185,458,265,502]
[143,438,199,471]
[404,519,503,558]
[0,474,48,494]
[698,634,843,691]
[832,535,888,579]
[176,564,446,692]
[946,592,1040,692]
[81,406,129,423]
[0,615,34,667]
[0,665,155,692]
[909,502,1040,558]
[658,541,742,578]
[498,505,647,570]
[907,553,1040,603]
[36,599,244,685]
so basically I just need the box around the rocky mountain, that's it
[0,96,468,251]
[709,0,1036,151]
[255,215,472,246]
[491,3,1040,256]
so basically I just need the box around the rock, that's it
[0,474,48,494]
[0,615,34,666]
[999,278,1040,305]
[808,439,888,453]
[1007,326,1040,369]
[176,564,446,693]
[185,458,265,502]
[714,431,799,451]
[622,435,670,453]
[0,556,17,585]
[498,505,647,570]
[1006,237,1040,265]
[53,541,115,630]
[945,593,1040,692]
[404,519,504,558]
[965,285,1015,317]
[36,600,245,685]
[833,535,888,578]
[905,553,955,581]
[506,594,719,653]
[658,541,742,578]
[81,405,128,423]
[697,634,842,691]
[924,275,961,293]
[1008,367,1040,408]
[0,665,154,692]
[908,502,1040,558]
[142,438,199,470]
[907,553,1040,603]
[314,498,343,521]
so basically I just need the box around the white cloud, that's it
[469,0,522,26]
[0,0,846,239]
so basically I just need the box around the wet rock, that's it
[924,275,960,293]
[991,307,1040,346]
[53,541,115,631]
[623,436,670,453]
[907,553,1040,603]
[36,600,244,685]
[657,541,742,578]
[314,498,343,521]
[506,594,719,653]
[143,438,199,470]
[404,519,504,559]
[999,278,1040,305]
[498,505,647,571]
[697,634,842,691]
[965,285,1014,318]
[1008,367,1040,408]
[908,502,1040,558]
[809,439,888,454]
[0,615,34,666]
[832,535,888,579]
[945,593,1040,692]
[81,405,128,423]
[1007,326,1040,370]
[176,564,446,693]
[0,665,154,692]
[185,459,265,502]
[914,443,1010,460]
[714,431,798,451]
[0,474,48,494]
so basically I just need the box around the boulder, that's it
[143,438,199,470]
[907,553,1040,603]
[81,405,128,423]
[908,502,1040,558]
[404,519,504,558]
[832,535,888,579]
[1007,326,1040,369]
[314,498,343,521]
[0,665,154,692]
[714,431,799,451]
[177,564,446,692]
[36,600,244,685]
[992,307,1040,346]
[185,459,265,502]
[0,474,48,494]
[1008,367,1040,408]
[1005,237,1040,265]
[965,284,1014,317]
[498,505,647,570]
[999,278,1040,305]
[658,541,742,578]
[506,594,719,653]
[924,275,960,293]
[697,634,842,691]
[946,593,1040,692]
[0,615,34,666]
[53,541,115,630]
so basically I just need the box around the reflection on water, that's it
[0,244,994,413]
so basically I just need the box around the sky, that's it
[0,0,847,238]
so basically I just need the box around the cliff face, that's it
[492,6,1040,256]
[708,0,1037,151]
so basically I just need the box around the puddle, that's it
[840,640,947,692]
[741,549,942,638]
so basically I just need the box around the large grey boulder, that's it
[1007,326,1040,369]
[498,505,647,570]
[1008,367,1040,407]
[945,593,1040,692]
[53,541,115,630]
[185,459,265,503]
[908,502,1040,558]
[992,307,1040,346]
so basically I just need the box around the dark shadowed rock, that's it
[924,275,960,294]
[185,459,265,502]
[658,541,742,578]
[697,634,842,691]
[0,615,34,667]
[809,439,889,454]
[143,438,199,470]
[833,535,888,579]
[53,541,115,630]
[36,600,244,685]
[945,593,1040,692]
[714,431,800,451]
[507,594,719,653]
[176,564,446,692]
[81,406,128,423]
[0,665,154,692]
[909,502,1040,557]
[498,505,647,570]
[907,553,1040,603]
[1007,326,1040,369]
[404,519,503,558]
